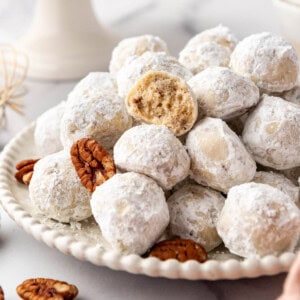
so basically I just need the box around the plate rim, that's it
[0,121,296,280]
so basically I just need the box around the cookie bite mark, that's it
[126,71,198,136]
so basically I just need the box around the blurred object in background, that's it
[17,0,117,80]
[273,0,300,56]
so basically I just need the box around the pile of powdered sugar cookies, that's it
[26,25,300,261]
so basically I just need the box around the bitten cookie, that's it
[186,117,256,192]
[242,95,300,170]
[217,182,300,258]
[91,172,169,254]
[230,32,299,92]
[109,35,169,74]
[29,151,92,223]
[126,71,198,136]
[60,73,132,150]
[168,184,225,251]
[252,171,299,205]
[114,125,190,190]
[188,67,259,119]
[34,101,66,156]
[117,51,192,98]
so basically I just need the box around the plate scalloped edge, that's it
[0,121,296,280]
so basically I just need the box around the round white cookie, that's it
[91,172,169,254]
[61,87,132,150]
[117,51,192,98]
[109,35,169,74]
[114,125,190,190]
[188,67,259,119]
[217,182,300,258]
[68,72,118,103]
[34,101,66,156]
[242,95,300,170]
[186,117,256,193]
[252,171,299,205]
[168,184,225,251]
[230,32,299,92]
[184,25,237,51]
[179,41,231,74]
[29,151,92,223]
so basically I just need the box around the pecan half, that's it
[15,159,39,185]
[147,238,208,263]
[16,278,78,300]
[70,138,116,192]
[0,286,4,300]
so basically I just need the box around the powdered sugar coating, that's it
[117,51,193,98]
[168,184,225,251]
[217,182,300,258]
[179,42,231,75]
[34,101,66,156]
[109,35,169,74]
[61,86,132,150]
[91,172,169,254]
[242,95,300,170]
[252,171,299,205]
[280,84,300,105]
[185,25,237,51]
[114,125,190,190]
[68,72,118,103]
[29,151,92,223]
[230,32,299,92]
[188,67,259,119]
[186,117,256,193]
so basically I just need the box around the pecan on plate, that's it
[15,159,39,185]
[0,286,4,300]
[16,278,78,300]
[147,238,208,263]
[70,138,116,192]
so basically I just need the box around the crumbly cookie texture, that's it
[34,101,66,156]
[117,51,192,98]
[29,151,92,223]
[230,32,299,93]
[168,184,225,251]
[252,171,299,205]
[184,25,238,51]
[242,95,300,170]
[60,76,132,150]
[186,117,256,193]
[91,172,169,254]
[109,35,169,74]
[188,67,259,120]
[126,71,198,136]
[217,182,300,258]
[68,72,118,103]
[114,125,190,190]
[179,42,231,74]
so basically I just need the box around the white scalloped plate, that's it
[0,122,297,280]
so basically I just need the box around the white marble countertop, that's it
[0,0,291,299]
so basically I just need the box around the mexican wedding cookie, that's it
[117,51,192,98]
[126,71,198,136]
[29,151,92,223]
[91,172,169,254]
[61,74,132,150]
[34,101,66,156]
[188,67,259,119]
[168,184,225,251]
[217,183,300,257]
[252,171,299,205]
[186,117,256,192]
[114,125,190,190]
[109,35,169,74]
[242,95,300,169]
[230,32,299,92]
